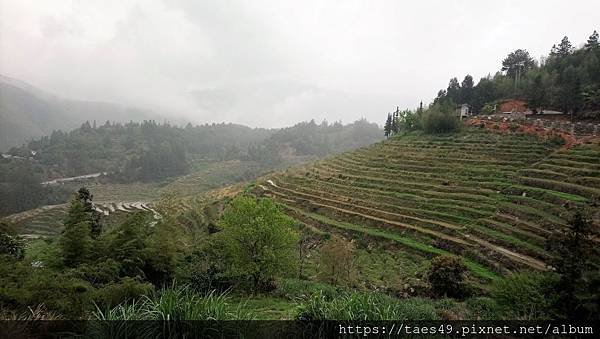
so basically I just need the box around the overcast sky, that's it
[1,0,599,127]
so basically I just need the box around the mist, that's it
[1,0,599,127]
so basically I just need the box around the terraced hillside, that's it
[258,128,600,279]
[4,201,158,239]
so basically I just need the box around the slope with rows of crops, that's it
[257,128,600,279]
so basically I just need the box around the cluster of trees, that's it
[9,120,191,180]
[0,159,70,216]
[1,188,161,317]
[385,31,600,136]
[384,105,423,137]
[384,101,460,137]
[246,119,382,164]
[433,31,600,116]
[0,190,302,318]
[2,119,381,216]
[7,119,381,182]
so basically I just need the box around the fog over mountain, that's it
[0,75,161,150]
[1,0,599,128]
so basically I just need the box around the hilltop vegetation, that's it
[1,119,381,216]
[433,31,600,116]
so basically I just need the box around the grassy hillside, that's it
[257,128,600,278]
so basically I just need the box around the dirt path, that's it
[41,172,107,185]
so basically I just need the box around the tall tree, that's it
[460,75,474,104]
[384,113,392,138]
[472,76,497,113]
[446,77,461,103]
[319,237,354,285]
[77,187,102,238]
[585,30,599,50]
[556,65,583,114]
[110,212,149,278]
[501,49,535,78]
[60,198,92,267]
[215,196,298,291]
[551,36,574,57]
[526,72,550,111]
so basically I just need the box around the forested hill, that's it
[1,119,381,216]
[6,119,381,180]
[0,75,160,151]
[430,30,600,117]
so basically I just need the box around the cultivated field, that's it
[258,128,600,280]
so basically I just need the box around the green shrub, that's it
[75,259,121,286]
[95,277,154,308]
[422,102,461,134]
[491,272,556,320]
[175,252,231,293]
[428,255,468,298]
[28,272,95,318]
[0,233,24,259]
[481,104,495,115]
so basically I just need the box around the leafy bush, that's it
[428,255,468,298]
[481,104,496,115]
[422,102,461,134]
[297,291,439,320]
[75,259,121,286]
[0,233,24,259]
[95,277,154,308]
[0,258,96,319]
[491,272,556,320]
[175,252,231,293]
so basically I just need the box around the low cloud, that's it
[1,0,598,127]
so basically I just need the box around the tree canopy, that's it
[214,196,299,291]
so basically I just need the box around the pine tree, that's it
[585,30,599,50]
[60,199,92,267]
[77,187,102,238]
[460,75,474,104]
[384,113,392,138]
[557,65,583,114]
[501,49,535,78]
[551,36,574,57]
[446,77,461,103]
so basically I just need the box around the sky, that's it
[1,0,599,128]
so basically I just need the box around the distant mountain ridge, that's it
[0,75,160,151]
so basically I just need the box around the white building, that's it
[456,104,471,118]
